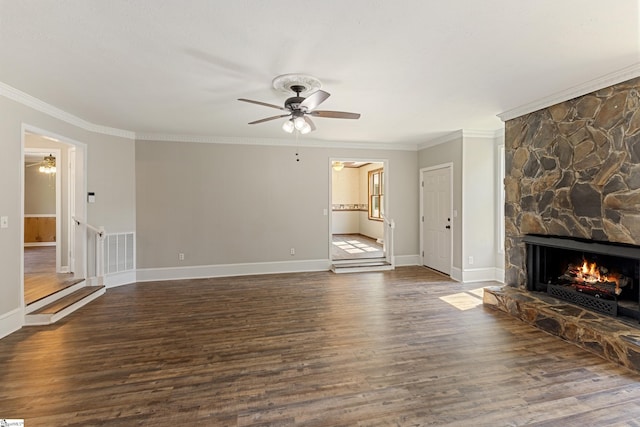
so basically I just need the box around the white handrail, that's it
[382,215,395,268]
[72,216,105,237]
[72,216,106,284]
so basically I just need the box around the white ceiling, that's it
[1,1,638,146]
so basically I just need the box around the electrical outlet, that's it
[468,256,474,265]
[178,253,185,261]
[290,248,295,256]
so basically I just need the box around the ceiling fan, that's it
[238,74,360,134]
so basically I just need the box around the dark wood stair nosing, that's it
[25,278,86,307]
[31,286,105,315]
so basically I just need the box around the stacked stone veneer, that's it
[505,77,640,287]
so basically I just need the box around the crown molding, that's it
[497,62,640,122]
[462,129,504,139]
[417,128,504,150]
[0,81,136,139]
[135,132,419,151]
[0,80,418,150]
[417,130,463,150]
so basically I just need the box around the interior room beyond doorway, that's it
[331,161,385,262]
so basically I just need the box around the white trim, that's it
[137,132,419,151]
[22,124,88,282]
[418,130,463,150]
[24,287,105,326]
[494,268,505,283]
[23,214,56,218]
[461,267,499,283]
[394,254,420,266]
[328,157,389,264]
[0,308,23,339]
[450,267,462,282]
[2,78,510,152]
[498,63,640,122]
[136,259,331,283]
[1,82,135,139]
[104,270,137,288]
[417,129,503,151]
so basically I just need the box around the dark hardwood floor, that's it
[2,267,640,426]
[24,246,77,305]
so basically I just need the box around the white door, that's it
[422,166,452,275]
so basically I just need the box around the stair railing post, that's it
[96,226,105,286]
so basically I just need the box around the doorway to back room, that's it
[330,160,386,263]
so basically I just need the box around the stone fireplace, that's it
[504,76,640,290]
[483,76,640,372]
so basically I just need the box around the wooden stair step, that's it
[26,278,85,307]
[31,286,105,315]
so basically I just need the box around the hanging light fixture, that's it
[282,119,295,133]
[332,161,344,172]
[38,154,56,174]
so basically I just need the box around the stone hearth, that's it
[484,286,640,372]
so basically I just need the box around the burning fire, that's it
[572,259,624,295]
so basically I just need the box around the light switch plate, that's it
[0,216,8,228]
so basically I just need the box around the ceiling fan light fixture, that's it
[300,122,312,134]
[282,120,295,133]
[293,116,307,131]
[38,154,56,174]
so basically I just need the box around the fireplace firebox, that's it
[524,235,640,321]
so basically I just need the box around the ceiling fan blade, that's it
[309,110,361,119]
[238,98,287,111]
[248,114,290,125]
[303,115,316,132]
[300,90,330,111]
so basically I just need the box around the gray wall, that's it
[135,140,419,268]
[0,95,136,336]
[418,133,503,276]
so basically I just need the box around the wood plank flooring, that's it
[2,267,640,425]
[24,246,77,305]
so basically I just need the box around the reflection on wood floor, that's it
[2,267,640,425]
[24,246,75,305]
[331,233,384,260]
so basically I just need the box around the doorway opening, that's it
[22,128,86,308]
[329,159,388,264]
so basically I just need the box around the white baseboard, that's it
[461,267,501,283]
[0,307,23,339]
[394,254,420,266]
[450,267,462,282]
[24,242,55,247]
[136,259,331,283]
[105,270,137,288]
[494,268,505,283]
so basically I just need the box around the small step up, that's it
[25,286,105,326]
[331,260,394,274]
[26,278,86,314]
